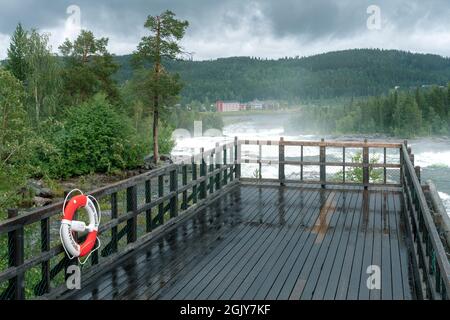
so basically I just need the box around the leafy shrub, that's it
[334,152,383,183]
[0,69,28,216]
[49,94,146,178]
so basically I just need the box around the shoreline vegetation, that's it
[287,85,450,138]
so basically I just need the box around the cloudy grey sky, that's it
[0,0,449,60]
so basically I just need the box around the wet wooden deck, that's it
[61,184,414,300]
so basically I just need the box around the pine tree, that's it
[6,23,29,82]
[59,30,119,105]
[133,10,189,163]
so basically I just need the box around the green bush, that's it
[49,94,146,178]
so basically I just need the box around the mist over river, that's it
[171,112,450,216]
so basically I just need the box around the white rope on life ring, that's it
[59,189,101,264]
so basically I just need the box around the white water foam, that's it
[438,192,450,217]
[413,151,450,168]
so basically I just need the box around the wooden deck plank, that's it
[370,191,382,300]
[117,189,255,299]
[297,190,349,299]
[388,191,405,299]
[161,186,290,299]
[326,190,363,300]
[132,187,266,299]
[202,188,309,299]
[393,192,413,300]
[281,190,343,300]
[358,190,377,300]
[263,189,332,300]
[242,189,324,300]
[313,190,359,299]
[346,190,371,299]
[227,189,321,300]
[186,187,302,299]
[380,192,393,300]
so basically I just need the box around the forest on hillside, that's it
[288,85,450,137]
[115,49,450,103]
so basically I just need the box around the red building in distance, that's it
[216,101,246,112]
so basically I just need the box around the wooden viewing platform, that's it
[0,138,449,300]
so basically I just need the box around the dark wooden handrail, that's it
[239,138,403,188]
[401,144,450,299]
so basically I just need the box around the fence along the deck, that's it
[401,143,450,300]
[0,141,238,300]
[239,138,403,188]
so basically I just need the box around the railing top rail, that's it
[401,145,450,291]
[238,139,403,149]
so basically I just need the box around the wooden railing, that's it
[238,138,403,188]
[0,140,239,300]
[0,137,449,300]
[401,143,450,300]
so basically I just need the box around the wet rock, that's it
[160,154,173,164]
[27,180,54,198]
[37,187,54,198]
[143,154,173,169]
[33,196,53,207]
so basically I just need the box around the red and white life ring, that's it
[60,194,100,258]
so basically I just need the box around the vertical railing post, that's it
[182,163,188,210]
[320,138,326,188]
[145,180,152,232]
[200,148,207,199]
[223,146,228,186]
[279,137,285,186]
[192,155,198,204]
[169,168,178,218]
[300,145,304,182]
[400,143,405,187]
[40,216,50,295]
[234,137,241,180]
[415,166,421,184]
[110,192,118,252]
[7,209,24,300]
[216,143,222,190]
[342,147,346,184]
[258,143,262,180]
[383,147,387,185]
[126,185,138,243]
[363,139,369,189]
[158,175,164,226]
[209,150,214,195]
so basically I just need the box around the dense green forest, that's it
[115,49,450,103]
[288,85,450,137]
